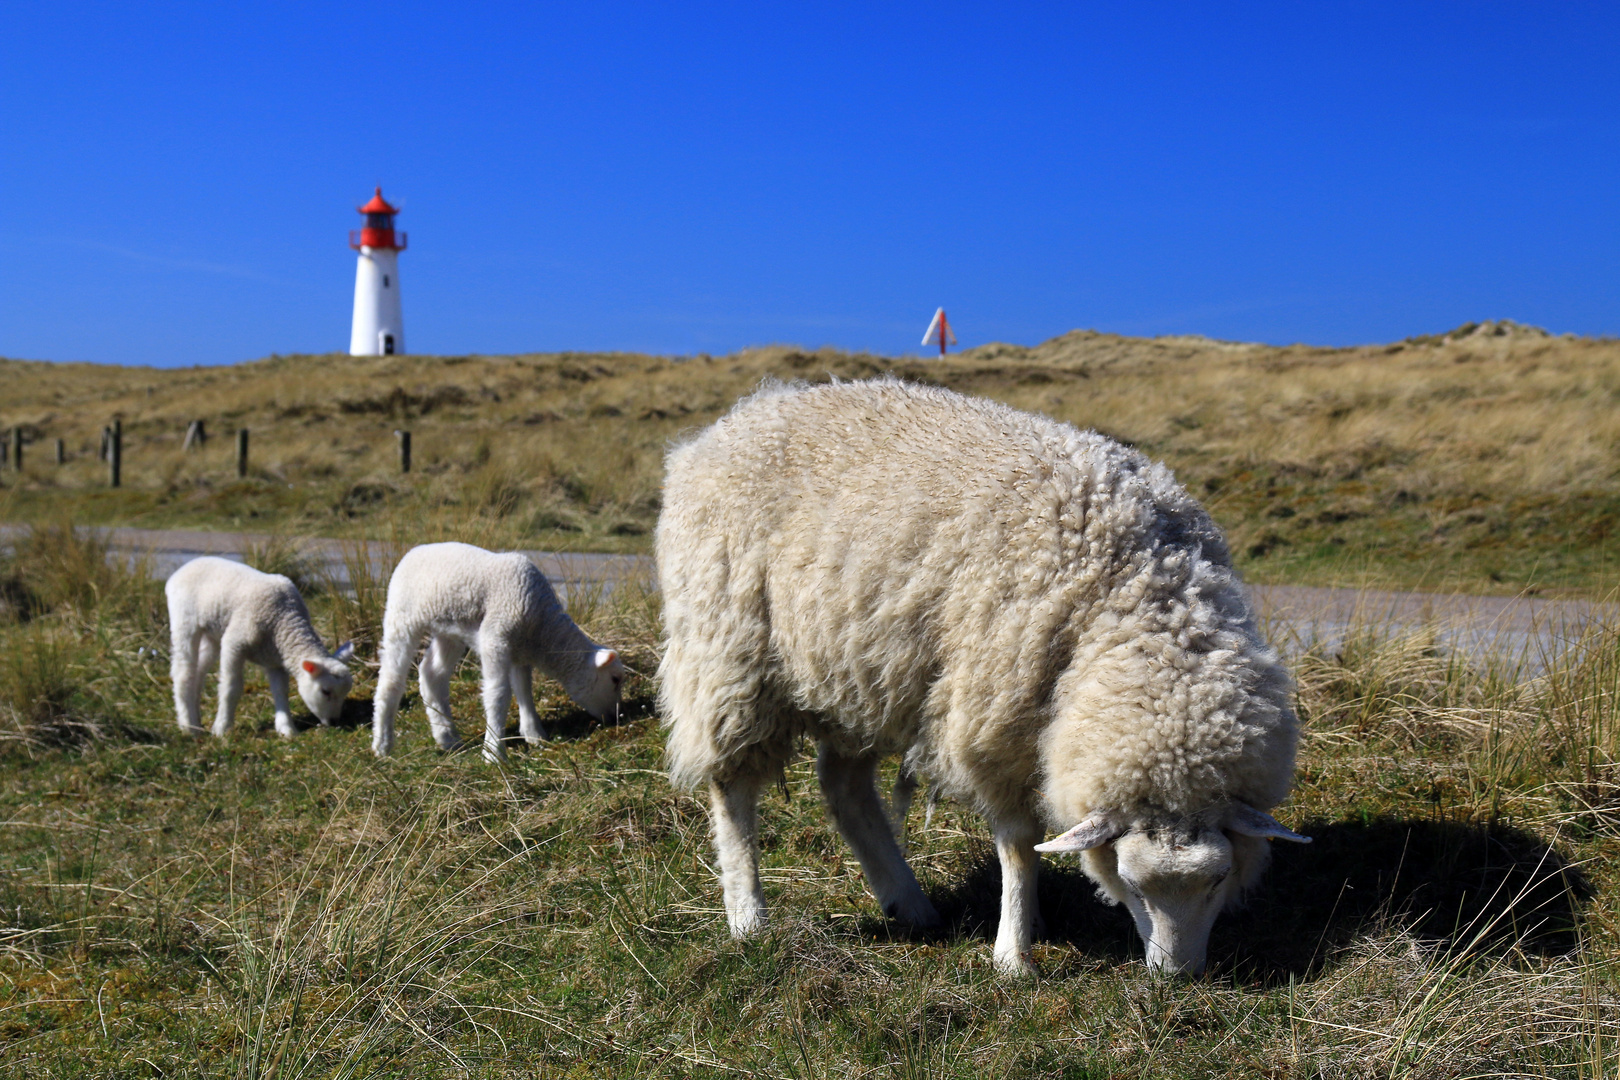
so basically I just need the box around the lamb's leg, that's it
[989,816,1043,976]
[266,667,297,738]
[211,644,246,737]
[512,665,546,743]
[478,645,514,764]
[195,635,219,729]
[419,635,467,751]
[710,773,768,936]
[371,629,418,757]
[816,745,941,929]
[170,627,206,734]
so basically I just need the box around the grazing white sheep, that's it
[657,379,1307,977]
[371,542,626,763]
[166,556,354,738]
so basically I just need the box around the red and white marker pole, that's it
[921,307,957,357]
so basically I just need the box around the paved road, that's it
[0,524,652,597]
[4,525,1609,662]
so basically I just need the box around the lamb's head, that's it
[296,642,355,724]
[1036,804,1309,975]
[564,648,626,722]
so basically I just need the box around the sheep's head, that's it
[1036,803,1309,976]
[296,642,355,724]
[565,648,626,723]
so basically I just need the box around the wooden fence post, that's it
[236,428,249,479]
[10,428,22,473]
[55,438,65,465]
[183,419,207,452]
[395,429,412,474]
[108,420,122,488]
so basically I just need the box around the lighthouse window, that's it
[383,275,389,287]
[366,212,393,229]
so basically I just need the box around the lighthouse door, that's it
[381,333,396,355]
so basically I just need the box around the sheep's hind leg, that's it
[889,760,920,852]
[170,629,207,734]
[370,628,419,757]
[710,773,768,936]
[989,815,1043,976]
[419,636,467,752]
[478,645,514,764]
[211,643,246,738]
[817,745,941,929]
[512,665,546,743]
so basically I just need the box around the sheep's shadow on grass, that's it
[910,818,1589,984]
[278,688,657,746]
[278,696,377,735]
[1215,817,1590,984]
[497,687,660,747]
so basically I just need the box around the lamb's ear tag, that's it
[595,648,619,670]
[301,659,320,675]
[334,641,355,662]
[1227,802,1312,843]
[1034,814,1123,854]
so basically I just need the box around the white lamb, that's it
[657,379,1308,977]
[371,542,627,763]
[166,556,355,737]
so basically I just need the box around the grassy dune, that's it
[5,318,1620,592]
[1,525,1619,1076]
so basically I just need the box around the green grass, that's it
[2,527,1620,1077]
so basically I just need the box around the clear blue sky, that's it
[3,2,1617,366]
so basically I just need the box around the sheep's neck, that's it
[268,602,329,668]
[524,606,600,682]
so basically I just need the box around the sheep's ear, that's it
[301,659,320,675]
[1227,803,1312,843]
[594,648,619,670]
[333,641,355,662]
[1034,814,1123,854]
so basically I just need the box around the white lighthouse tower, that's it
[349,187,407,356]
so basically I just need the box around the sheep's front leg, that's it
[512,665,546,743]
[419,635,467,751]
[990,816,1043,976]
[711,773,768,936]
[371,630,418,757]
[266,667,298,738]
[478,646,514,764]
[817,746,941,929]
[211,645,247,737]
[170,629,206,734]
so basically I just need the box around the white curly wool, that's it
[165,556,354,738]
[657,379,1305,976]
[371,542,626,764]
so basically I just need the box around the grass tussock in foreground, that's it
[5,318,1620,592]
[1,529,1619,1076]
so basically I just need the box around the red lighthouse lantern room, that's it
[350,188,407,251]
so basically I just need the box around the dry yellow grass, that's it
[3,318,1618,589]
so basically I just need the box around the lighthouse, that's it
[349,187,407,356]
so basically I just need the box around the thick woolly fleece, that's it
[165,556,353,738]
[657,379,1299,973]
[370,542,625,763]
